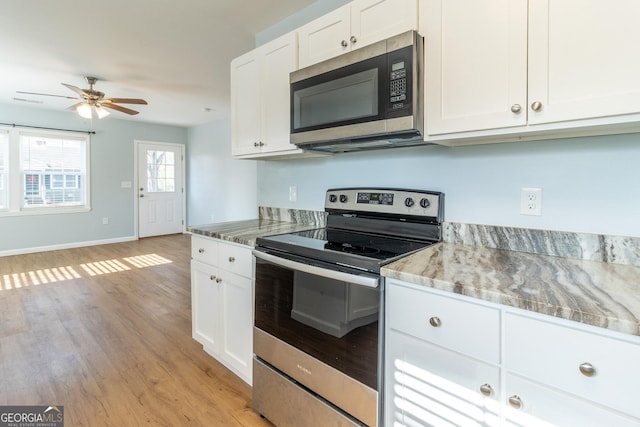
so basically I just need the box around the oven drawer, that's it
[387,281,501,364]
[191,236,218,265]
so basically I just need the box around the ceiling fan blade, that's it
[103,98,148,105]
[101,103,139,115]
[62,83,89,98]
[16,91,78,100]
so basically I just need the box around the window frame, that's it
[0,126,91,216]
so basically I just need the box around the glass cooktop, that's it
[256,227,435,272]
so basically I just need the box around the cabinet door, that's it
[231,50,262,156]
[386,331,501,427]
[504,374,640,427]
[298,5,351,68]
[220,271,253,384]
[528,0,640,125]
[191,260,220,353]
[422,0,528,135]
[351,0,418,50]
[260,32,299,154]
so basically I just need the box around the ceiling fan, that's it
[17,76,148,119]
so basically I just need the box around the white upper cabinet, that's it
[422,0,640,141]
[299,0,418,68]
[422,0,528,135]
[527,0,640,125]
[231,31,305,158]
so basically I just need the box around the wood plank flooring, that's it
[0,234,272,427]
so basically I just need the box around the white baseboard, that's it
[0,235,138,257]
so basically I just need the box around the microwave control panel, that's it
[386,44,413,117]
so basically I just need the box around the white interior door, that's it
[137,141,184,238]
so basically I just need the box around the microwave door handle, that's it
[252,250,379,289]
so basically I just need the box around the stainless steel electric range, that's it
[252,188,444,427]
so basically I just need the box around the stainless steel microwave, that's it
[290,30,424,153]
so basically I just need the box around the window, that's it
[146,150,175,193]
[0,127,90,215]
[0,132,7,210]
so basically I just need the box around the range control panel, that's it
[325,188,443,220]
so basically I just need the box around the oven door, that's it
[253,248,382,427]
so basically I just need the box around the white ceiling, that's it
[0,0,316,127]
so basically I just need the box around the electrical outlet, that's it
[289,185,297,202]
[520,188,542,216]
[102,217,109,225]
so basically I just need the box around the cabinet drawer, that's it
[387,283,501,363]
[504,374,640,427]
[218,242,252,278]
[505,312,640,419]
[191,236,219,265]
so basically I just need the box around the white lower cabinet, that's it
[191,236,253,384]
[385,279,640,426]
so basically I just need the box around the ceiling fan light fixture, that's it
[76,102,93,119]
[95,104,110,119]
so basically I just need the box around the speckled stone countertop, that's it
[382,242,640,337]
[187,219,320,247]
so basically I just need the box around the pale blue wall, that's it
[0,103,187,252]
[187,117,257,226]
[257,134,640,237]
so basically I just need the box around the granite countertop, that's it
[382,242,640,337]
[187,219,320,247]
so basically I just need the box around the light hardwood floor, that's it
[0,234,272,426]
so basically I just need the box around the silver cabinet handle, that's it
[341,39,348,47]
[531,101,543,112]
[479,384,494,397]
[350,35,357,44]
[511,104,522,114]
[429,316,442,328]
[228,256,235,263]
[215,277,222,284]
[579,362,596,377]
[198,248,205,254]
[508,395,523,410]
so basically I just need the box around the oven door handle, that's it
[252,250,379,289]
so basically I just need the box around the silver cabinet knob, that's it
[215,277,222,284]
[479,384,494,397]
[511,104,522,114]
[260,141,265,147]
[508,395,523,410]
[254,142,260,147]
[139,194,145,198]
[228,256,235,263]
[350,35,357,44]
[531,101,543,112]
[198,248,205,253]
[209,275,216,281]
[341,39,348,47]
[579,362,596,377]
[429,316,442,327]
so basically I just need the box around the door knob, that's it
[511,104,522,114]
[341,39,348,47]
[531,101,543,112]
[139,194,145,198]
[350,35,357,44]
[508,395,523,410]
[579,362,596,377]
